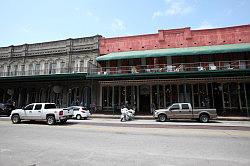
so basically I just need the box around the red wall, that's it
[100,25,250,55]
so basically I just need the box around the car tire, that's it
[11,114,21,124]
[158,114,167,122]
[199,114,210,123]
[46,115,56,125]
[76,114,82,120]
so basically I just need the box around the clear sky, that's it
[0,0,249,47]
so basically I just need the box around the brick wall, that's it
[100,25,250,55]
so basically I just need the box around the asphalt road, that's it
[0,120,250,166]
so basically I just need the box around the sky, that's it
[0,0,249,47]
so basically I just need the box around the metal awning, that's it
[96,43,250,61]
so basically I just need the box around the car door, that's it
[180,104,193,119]
[23,104,34,119]
[169,104,181,119]
[33,104,43,119]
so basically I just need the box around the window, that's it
[182,104,189,109]
[21,65,25,75]
[14,65,18,76]
[24,104,34,110]
[35,64,40,75]
[170,104,180,110]
[34,104,42,110]
[44,104,56,109]
[73,108,79,111]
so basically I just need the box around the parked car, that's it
[0,103,15,116]
[153,103,217,123]
[10,103,73,125]
[67,106,91,120]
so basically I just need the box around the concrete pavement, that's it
[0,120,250,166]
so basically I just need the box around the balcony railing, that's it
[88,60,250,76]
[0,67,88,77]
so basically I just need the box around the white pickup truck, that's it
[10,103,73,125]
[153,103,217,123]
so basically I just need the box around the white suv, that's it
[67,106,91,120]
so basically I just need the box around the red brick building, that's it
[89,25,250,116]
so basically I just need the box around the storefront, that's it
[98,77,250,116]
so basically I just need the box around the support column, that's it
[112,86,114,114]
[26,92,30,105]
[238,83,242,110]
[211,83,215,108]
[137,85,139,112]
[157,85,160,108]
[184,84,187,102]
[163,85,166,108]
[99,86,102,107]
[221,83,225,110]
[150,85,152,109]
[191,84,194,107]
[17,88,22,107]
[244,83,249,117]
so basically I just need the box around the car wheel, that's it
[11,114,21,124]
[76,114,82,120]
[46,115,56,125]
[199,114,209,123]
[158,114,167,122]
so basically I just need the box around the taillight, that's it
[59,110,63,116]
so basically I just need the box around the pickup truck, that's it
[10,103,73,125]
[153,103,217,123]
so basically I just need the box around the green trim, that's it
[0,73,87,82]
[86,69,250,80]
[96,43,250,61]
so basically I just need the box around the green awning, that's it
[96,43,250,61]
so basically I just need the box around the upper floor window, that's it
[21,65,25,75]
[14,65,18,76]
[7,66,10,76]
[29,64,34,75]
[35,64,40,75]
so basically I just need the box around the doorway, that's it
[139,85,151,115]
[212,83,223,115]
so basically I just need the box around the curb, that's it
[91,115,250,121]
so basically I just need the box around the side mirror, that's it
[22,106,25,110]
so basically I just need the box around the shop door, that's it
[139,85,151,114]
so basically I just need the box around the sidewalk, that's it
[91,114,250,121]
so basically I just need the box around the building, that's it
[1,25,250,117]
[88,25,250,116]
[0,36,100,108]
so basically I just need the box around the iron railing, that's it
[0,67,88,77]
[88,60,250,75]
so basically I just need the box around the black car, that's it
[0,103,15,116]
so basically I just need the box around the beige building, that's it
[0,36,100,108]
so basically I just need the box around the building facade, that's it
[1,25,250,117]
[88,25,250,116]
[0,36,100,108]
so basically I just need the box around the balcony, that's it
[87,60,250,79]
[0,67,88,78]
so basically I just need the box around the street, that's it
[0,119,250,166]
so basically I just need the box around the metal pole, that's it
[244,83,249,117]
